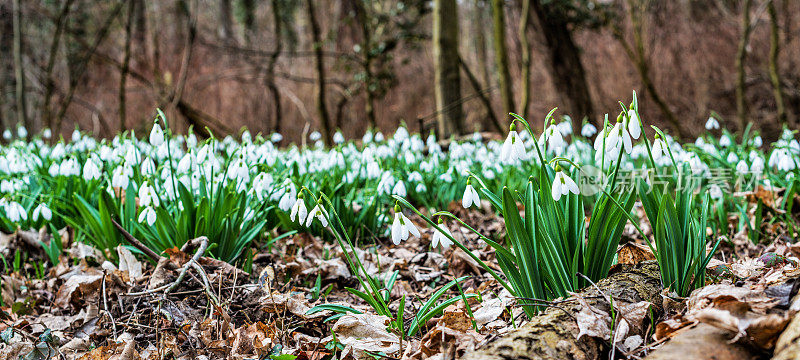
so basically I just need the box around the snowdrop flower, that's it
[391,204,420,245]
[551,165,579,201]
[392,181,407,197]
[462,179,480,209]
[290,195,308,225]
[556,121,572,136]
[32,203,52,221]
[752,136,762,148]
[83,158,102,180]
[726,152,738,164]
[2,130,11,140]
[333,131,345,144]
[705,117,720,130]
[141,157,156,176]
[540,122,566,154]
[306,202,329,228]
[500,123,526,163]
[138,182,160,207]
[374,132,385,142]
[310,131,322,141]
[719,135,732,147]
[626,109,642,139]
[751,156,765,174]
[652,134,666,162]
[138,206,157,226]
[735,160,749,173]
[71,129,80,142]
[42,128,52,139]
[581,123,597,138]
[60,157,81,177]
[709,185,723,200]
[415,183,427,193]
[149,121,165,147]
[431,218,453,250]
[17,127,27,139]
[111,166,131,190]
[5,201,27,222]
[362,131,373,144]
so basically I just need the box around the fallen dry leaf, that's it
[617,242,655,265]
[323,313,400,360]
[55,274,103,309]
[117,246,143,282]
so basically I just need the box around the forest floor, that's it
[1,195,800,360]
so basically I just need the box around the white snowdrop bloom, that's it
[6,201,27,222]
[551,167,579,201]
[333,131,345,144]
[540,123,566,154]
[17,127,28,139]
[186,133,197,148]
[557,121,572,136]
[415,183,427,193]
[392,181,407,197]
[278,190,296,212]
[50,143,66,159]
[705,117,720,130]
[60,157,81,177]
[42,128,52,139]
[310,131,322,141]
[149,122,165,147]
[501,126,526,163]
[432,220,453,250]
[141,157,156,176]
[374,132,385,142]
[138,182,160,208]
[177,153,193,173]
[626,110,641,139]
[48,163,60,177]
[736,160,749,173]
[472,132,483,142]
[719,135,732,147]
[652,136,666,162]
[408,171,423,183]
[394,126,410,142]
[71,129,81,142]
[362,131,373,144]
[306,203,329,228]
[752,136,762,148]
[581,123,597,137]
[709,185,723,200]
[751,156,765,174]
[32,203,52,221]
[290,197,308,225]
[391,209,420,245]
[726,152,739,164]
[462,182,480,209]
[111,166,131,190]
[2,130,11,140]
[138,206,157,226]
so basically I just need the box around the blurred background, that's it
[0,0,798,144]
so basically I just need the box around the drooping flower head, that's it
[432,217,453,250]
[391,203,420,245]
[500,122,526,163]
[551,164,580,201]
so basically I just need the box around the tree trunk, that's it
[119,0,134,132]
[519,0,532,121]
[473,0,491,92]
[238,0,256,45]
[12,0,28,136]
[458,54,503,133]
[354,0,377,130]
[465,261,661,360]
[267,0,283,134]
[43,0,74,134]
[491,0,515,119]
[306,0,332,145]
[735,0,753,131]
[433,0,464,138]
[767,1,789,127]
[531,0,595,134]
[219,0,235,44]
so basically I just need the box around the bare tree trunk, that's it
[518,0,532,120]
[219,0,235,44]
[12,0,28,135]
[238,0,256,46]
[491,0,515,119]
[43,0,74,134]
[611,0,686,138]
[267,0,283,134]
[306,0,332,145]
[531,0,595,134]
[433,0,464,138]
[354,1,377,130]
[458,54,503,133]
[119,0,134,132]
[473,0,491,90]
[735,0,753,131]
[767,0,789,126]
[55,2,124,136]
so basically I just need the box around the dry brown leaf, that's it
[55,274,103,309]
[472,297,505,326]
[117,246,143,282]
[687,284,777,315]
[574,296,611,340]
[617,242,655,265]
[323,314,400,360]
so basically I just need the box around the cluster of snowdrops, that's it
[1,96,799,310]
